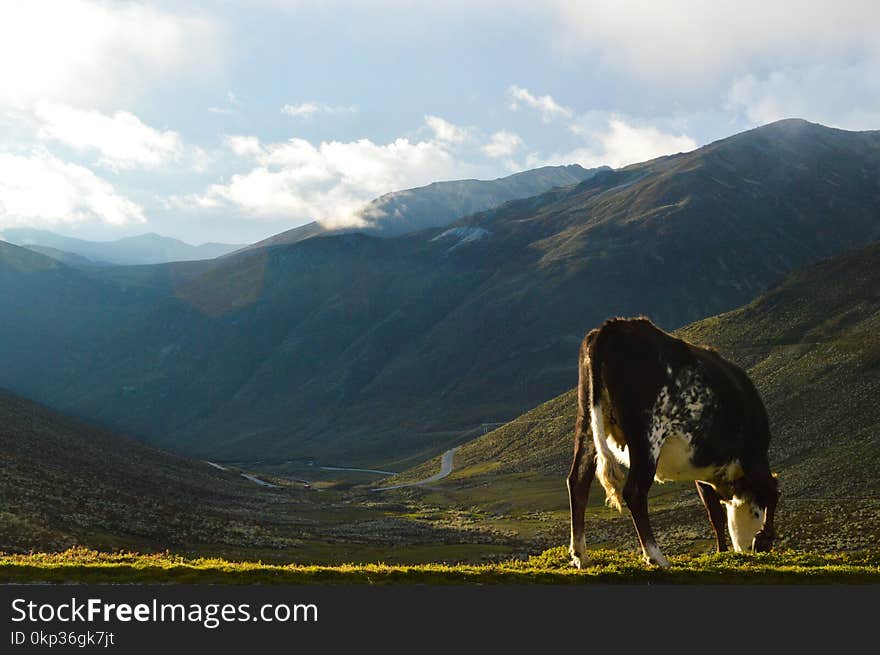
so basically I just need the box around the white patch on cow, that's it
[724,496,766,552]
[591,398,626,512]
[569,532,588,569]
[643,541,671,568]
[655,434,703,482]
[648,385,673,462]
[606,437,630,468]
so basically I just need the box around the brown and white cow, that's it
[567,317,778,568]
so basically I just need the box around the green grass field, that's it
[3,547,880,585]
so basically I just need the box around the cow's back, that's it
[590,317,771,469]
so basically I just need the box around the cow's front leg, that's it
[696,481,728,553]
[567,421,597,569]
[623,455,670,568]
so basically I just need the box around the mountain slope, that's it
[234,164,602,253]
[1,229,242,265]
[19,244,110,267]
[4,119,880,466]
[0,386,295,553]
[423,240,880,551]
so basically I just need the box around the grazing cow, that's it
[567,317,778,568]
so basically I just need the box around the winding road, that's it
[371,447,460,492]
[320,465,396,475]
[206,461,280,488]
[208,448,459,493]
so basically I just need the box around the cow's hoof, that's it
[642,544,671,568]
[569,549,589,570]
[570,538,589,569]
[570,553,588,570]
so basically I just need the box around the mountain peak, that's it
[734,117,880,143]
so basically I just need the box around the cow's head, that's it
[724,495,767,552]
[725,474,778,552]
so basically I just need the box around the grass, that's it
[3,546,880,585]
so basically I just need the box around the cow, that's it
[567,317,778,568]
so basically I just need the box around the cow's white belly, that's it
[654,433,716,483]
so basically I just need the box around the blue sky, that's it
[0,1,878,244]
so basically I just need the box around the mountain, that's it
[423,239,880,552]
[2,119,880,467]
[18,245,110,268]
[233,164,602,253]
[0,228,243,265]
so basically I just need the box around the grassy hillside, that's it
[0,388,521,563]
[3,547,879,585]
[390,241,880,554]
[3,120,880,466]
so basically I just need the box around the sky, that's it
[0,1,878,245]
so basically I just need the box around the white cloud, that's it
[225,135,264,158]
[425,115,469,143]
[194,108,699,231]
[482,131,523,159]
[727,66,880,131]
[281,102,359,118]
[0,0,220,109]
[209,91,243,115]
[0,150,145,228]
[507,85,572,122]
[531,114,697,169]
[34,102,184,171]
[281,102,321,118]
[548,1,880,81]
[195,117,479,228]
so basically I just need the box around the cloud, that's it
[726,65,880,131]
[531,114,697,169]
[281,102,359,118]
[547,1,880,82]
[425,115,469,143]
[0,150,145,228]
[0,0,220,109]
[507,85,572,122]
[482,131,523,159]
[225,135,264,158]
[209,91,243,115]
[505,81,697,169]
[194,108,698,231]
[194,117,481,228]
[34,102,184,171]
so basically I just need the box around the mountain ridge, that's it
[0,228,244,265]
[232,163,604,254]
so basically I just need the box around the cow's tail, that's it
[587,327,626,512]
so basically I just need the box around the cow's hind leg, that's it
[567,427,597,569]
[696,481,728,553]
[622,448,670,568]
